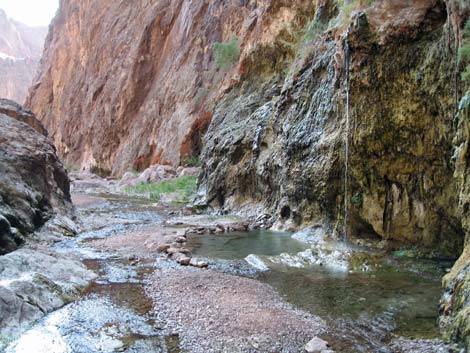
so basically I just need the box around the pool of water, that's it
[186,230,306,260]
[260,263,446,352]
[187,229,451,352]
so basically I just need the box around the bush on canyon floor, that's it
[124,176,197,203]
[214,37,240,70]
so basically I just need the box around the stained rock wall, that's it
[198,0,470,345]
[199,0,464,256]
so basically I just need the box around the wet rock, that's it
[227,223,249,232]
[0,106,72,254]
[0,216,15,253]
[189,258,208,269]
[304,337,330,353]
[157,244,171,253]
[172,253,191,266]
[441,95,470,349]
[0,248,96,339]
[175,236,187,244]
[245,254,269,272]
[197,0,462,259]
[185,222,249,236]
[166,247,181,255]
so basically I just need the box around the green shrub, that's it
[332,0,376,28]
[214,37,240,70]
[301,20,325,45]
[124,176,197,202]
[460,20,470,86]
[182,154,201,167]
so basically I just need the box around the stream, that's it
[4,191,456,353]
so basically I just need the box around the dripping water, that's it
[343,35,350,241]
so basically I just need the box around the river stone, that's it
[189,258,208,268]
[304,337,330,353]
[172,253,191,266]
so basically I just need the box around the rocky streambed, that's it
[0,177,464,353]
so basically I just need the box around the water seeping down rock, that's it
[22,0,470,348]
[198,0,470,346]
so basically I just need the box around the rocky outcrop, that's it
[440,94,470,350]
[0,9,47,103]
[0,99,47,135]
[199,0,465,256]
[26,0,317,175]
[0,100,72,254]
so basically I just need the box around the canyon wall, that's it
[0,9,47,103]
[26,0,316,176]
[199,0,465,256]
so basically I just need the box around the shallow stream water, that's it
[187,230,452,353]
[5,193,454,353]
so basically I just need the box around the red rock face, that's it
[0,9,47,103]
[26,0,315,176]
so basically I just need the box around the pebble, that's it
[157,244,171,252]
[172,253,191,266]
[176,236,187,243]
[190,258,209,268]
[305,337,332,353]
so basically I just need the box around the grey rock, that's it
[0,106,72,254]
[304,337,330,353]
[0,248,96,339]
[0,99,47,136]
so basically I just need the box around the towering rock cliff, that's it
[0,9,47,103]
[26,0,317,175]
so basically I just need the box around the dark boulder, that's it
[0,101,72,254]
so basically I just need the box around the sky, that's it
[0,0,59,27]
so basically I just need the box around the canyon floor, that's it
[1,174,464,353]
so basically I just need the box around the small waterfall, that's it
[343,36,350,241]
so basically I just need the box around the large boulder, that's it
[0,101,72,254]
[0,247,96,341]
